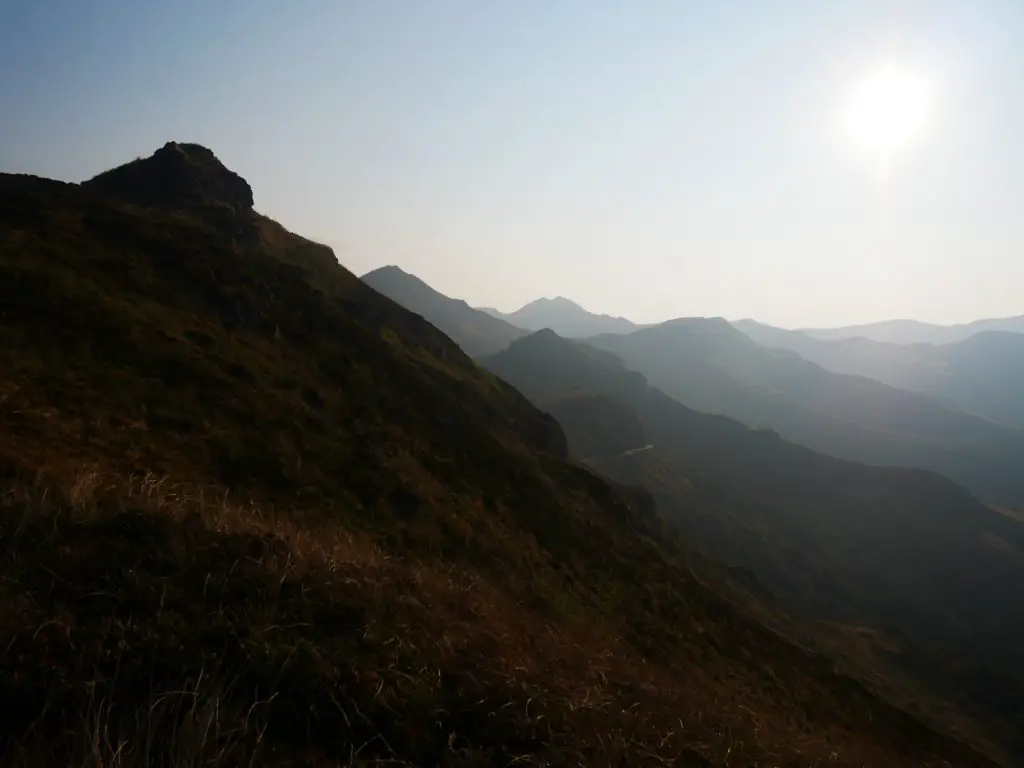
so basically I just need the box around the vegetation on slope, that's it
[538,389,647,459]
[0,145,1003,766]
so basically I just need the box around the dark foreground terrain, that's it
[0,144,1009,766]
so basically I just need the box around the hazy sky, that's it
[2,1,1023,327]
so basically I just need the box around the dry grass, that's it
[0,466,999,767]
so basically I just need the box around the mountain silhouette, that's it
[85,140,254,212]
[361,265,528,357]
[794,315,1024,344]
[487,295,640,337]
[4,145,1005,764]
[736,320,1024,428]
[586,318,1024,507]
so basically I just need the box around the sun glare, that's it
[842,62,930,158]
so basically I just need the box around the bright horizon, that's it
[2,1,1023,327]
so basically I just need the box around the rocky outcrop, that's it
[83,141,254,213]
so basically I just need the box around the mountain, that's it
[537,388,647,459]
[0,145,998,765]
[84,141,255,211]
[484,331,1024,755]
[489,295,640,337]
[736,320,1024,428]
[585,318,1024,508]
[795,315,1024,344]
[361,264,527,357]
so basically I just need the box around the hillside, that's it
[0,144,999,766]
[795,315,1024,344]
[484,331,1024,757]
[586,318,1024,507]
[736,320,1024,429]
[537,389,647,460]
[485,296,640,337]
[362,265,528,357]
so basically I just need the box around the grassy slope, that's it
[0,160,1002,766]
[539,390,647,459]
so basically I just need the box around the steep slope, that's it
[736,320,1024,429]
[493,295,640,337]
[362,264,528,357]
[484,331,1024,755]
[587,318,1024,507]
[537,389,647,460]
[796,314,1024,344]
[0,146,996,765]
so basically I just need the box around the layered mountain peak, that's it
[360,264,530,357]
[658,315,740,334]
[504,327,590,360]
[518,326,562,343]
[519,295,585,311]
[504,295,639,337]
[610,316,756,354]
[83,141,254,212]
[362,264,427,292]
[364,264,409,279]
[362,265,450,300]
[488,330,646,402]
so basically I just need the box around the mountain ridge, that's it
[793,314,1024,344]
[736,320,1024,429]
[484,295,641,337]
[484,329,1024,756]
[361,263,1024,508]
[362,264,528,357]
[588,317,1024,507]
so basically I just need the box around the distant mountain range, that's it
[735,320,1024,428]
[482,330,1024,706]
[793,315,1024,344]
[362,267,641,354]
[368,264,1024,350]
[481,296,640,337]
[588,318,1024,507]
[364,258,1024,752]
[363,267,1024,508]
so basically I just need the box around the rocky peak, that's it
[83,141,254,212]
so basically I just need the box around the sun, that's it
[842,62,930,158]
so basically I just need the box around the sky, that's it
[2,0,1023,328]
